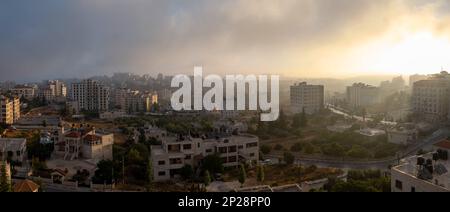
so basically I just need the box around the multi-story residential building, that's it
[71,79,110,113]
[290,82,324,115]
[151,134,259,182]
[409,74,429,87]
[38,86,55,102]
[48,80,67,97]
[11,85,36,100]
[391,140,450,192]
[0,138,27,162]
[114,89,158,113]
[411,79,450,123]
[0,95,20,125]
[54,127,113,161]
[346,83,380,109]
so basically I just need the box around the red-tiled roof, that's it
[84,134,101,141]
[434,140,450,150]
[65,131,81,138]
[13,180,39,192]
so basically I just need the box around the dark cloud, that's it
[0,0,449,82]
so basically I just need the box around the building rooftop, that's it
[0,138,27,151]
[13,180,39,192]
[434,140,450,150]
[393,152,450,191]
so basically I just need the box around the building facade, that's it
[71,79,110,113]
[346,83,380,109]
[411,79,450,123]
[0,138,27,162]
[151,134,259,182]
[11,85,36,100]
[290,82,324,114]
[0,95,20,125]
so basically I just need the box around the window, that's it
[205,149,213,153]
[246,142,258,148]
[158,161,165,165]
[395,180,403,190]
[218,147,227,154]
[238,145,243,149]
[411,187,416,192]
[185,155,192,160]
[228,156,237,163]
[228,146,237,153]
[183,144,192,150]
[249,153,255,157]
[158,171,166,176]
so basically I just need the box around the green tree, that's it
[283,152,295,165]
[260,145,271,155]
[180,164,194,180]
[204,170,211,186]
[202,154,224,174]
[304,142,315,154]
[256,165,265,183]
[290,143,303,152]
[92,160,115,184]
[238,164,246,187]
[0,161,11,192]
[146,158,153,192]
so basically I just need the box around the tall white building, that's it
[71,79,110,113]
[346,83,380,109]
[409,74,428,87]
[411,79,450,123]
[290,82,324,114]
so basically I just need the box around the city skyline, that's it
[2,0,450,82]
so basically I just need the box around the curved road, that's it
[265,128,450,170]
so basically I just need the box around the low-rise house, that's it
[13,179,39,192]
[151,134,259,182]
[391,141,450,192]
[387,124,418,145]
[54,127,113,161]
[0,138,27,162]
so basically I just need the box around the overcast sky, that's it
[2,0,450,82]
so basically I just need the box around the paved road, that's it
[265,128,450,170]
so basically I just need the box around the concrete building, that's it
[71,79,110,113]
[409,74,429,87]
[346,83,380,109]
[151,134,259,182]
[391,140,450,192]
[290,82,324,114]
[387,124,418,145]
[48,80,67,97]
[0,95,20,125]
[54,127,113,161]
[411,78,450,123]
[114,89,158,114]
[0,138,27,162]
[11,85,36,100]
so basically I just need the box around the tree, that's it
[274,144,283,151]
[290,143,303,152]
[202,154,224,174]
[283,152,295,165]
[0,161,11,192]
[238,164,246,187]
[204,170,211,186]
[180,164,194,180]
[304,142,315,154]
[300,108,308,127]
[146,158,153,192]
[92,160,114,184]
[42,120,47,128]
[260,145,271,155]
[256,165,265,183]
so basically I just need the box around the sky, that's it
[2,0,450,82]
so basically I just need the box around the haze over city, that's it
[2,0,450,82]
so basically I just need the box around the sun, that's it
[357,31,450,76]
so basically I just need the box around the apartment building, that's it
[54,127,113,161]
[0,138,27,162]
[11,85,36,100]
[411,79,450,123]
[48,80,67,97]
[290,82,324,115]
[151,134,259,182]
[346,83,380,109]
[0,95,20,125]
[114,89,158,113]
[409,74,429,87]
[391,140,450,192]
[71,79,110,113]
